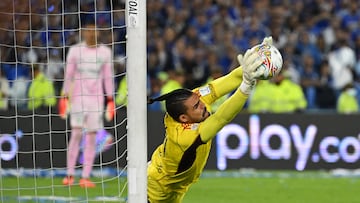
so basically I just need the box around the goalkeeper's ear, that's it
[262,36,273,46]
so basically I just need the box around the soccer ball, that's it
[252,44,283,80]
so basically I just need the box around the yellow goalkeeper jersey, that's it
[148,67,249,201]
[148,90,213,194]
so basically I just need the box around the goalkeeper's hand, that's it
[58,95,69,119]
[105,97,115,121]
[237,49,263,95]
[262,36,273,46]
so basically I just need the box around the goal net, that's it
[0,0,147,202]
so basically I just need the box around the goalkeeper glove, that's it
[237,49,264,95]
[58,95,69,119]
[105,97,115,121]
[261,36,273,46]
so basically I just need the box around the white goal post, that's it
[126,0,148,202]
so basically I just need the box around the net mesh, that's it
[0,0,128,202]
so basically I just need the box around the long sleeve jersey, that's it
[63,42,114,113]
[148,67,249,195]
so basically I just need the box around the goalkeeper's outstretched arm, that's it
[199,49,263,143]
[207,66,244,97]
[199,88,248,143]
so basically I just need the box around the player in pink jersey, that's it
[59,21,115,188]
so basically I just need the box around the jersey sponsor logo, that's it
[78,57,104,76]
[199,86,211,96]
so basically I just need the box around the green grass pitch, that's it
[184,170,359,203]
[1,176,128,202]
[1,170,359,203]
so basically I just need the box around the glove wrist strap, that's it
[239,81,255,95]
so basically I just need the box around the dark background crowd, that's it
[1,0,360,113]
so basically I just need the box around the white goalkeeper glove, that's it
[237,49,264,95]
[261,36,273,46]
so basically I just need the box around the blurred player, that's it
[146,37,272,203]
[59,20,115,188]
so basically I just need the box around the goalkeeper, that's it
[147,37,272,203]
[59,20,115,188]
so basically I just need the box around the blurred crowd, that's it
[1,0,360,114]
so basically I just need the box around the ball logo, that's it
[262,57,276,77]
[253,44,283,80]
[255,44,271,57]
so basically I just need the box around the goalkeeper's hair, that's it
[148,88,193,122]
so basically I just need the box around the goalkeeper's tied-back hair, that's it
[148,88,193,122]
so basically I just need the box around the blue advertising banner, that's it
[213,113,360,171]
[1,109,359,171]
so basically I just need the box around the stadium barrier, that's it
[1,109,359,171]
